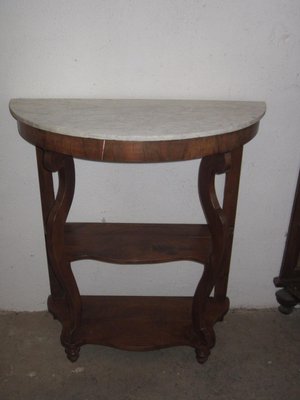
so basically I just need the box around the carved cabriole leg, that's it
[193,148,242,363]
[36,147,81,362]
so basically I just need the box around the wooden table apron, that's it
[16,119,259,364]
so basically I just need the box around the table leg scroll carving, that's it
[36,148,64,300]
[214,147,243,302]
[192,149,242,363]
[36,148,82,360]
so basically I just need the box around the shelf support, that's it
[193,147,243,362]
[36,148,81,361]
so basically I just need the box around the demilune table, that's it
[10,99,265,363]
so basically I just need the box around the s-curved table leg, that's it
[36,148,82,361]
[193,147,243,363]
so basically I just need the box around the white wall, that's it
[0,0,299,311]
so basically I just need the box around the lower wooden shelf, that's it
[48,295,229,351]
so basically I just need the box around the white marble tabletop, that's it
[9,99,266,142]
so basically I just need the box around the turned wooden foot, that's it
[276,288,298,314]
[195,347,210,364]
[64,344,80,362]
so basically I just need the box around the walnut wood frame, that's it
[17,120,259,363]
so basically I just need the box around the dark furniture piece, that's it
[274,168,300,314]
[10,99,265,363]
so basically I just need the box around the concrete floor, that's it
[0,309,299,400]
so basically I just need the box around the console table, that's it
[10,99,265,363]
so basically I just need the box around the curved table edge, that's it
[16,121,260,162]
